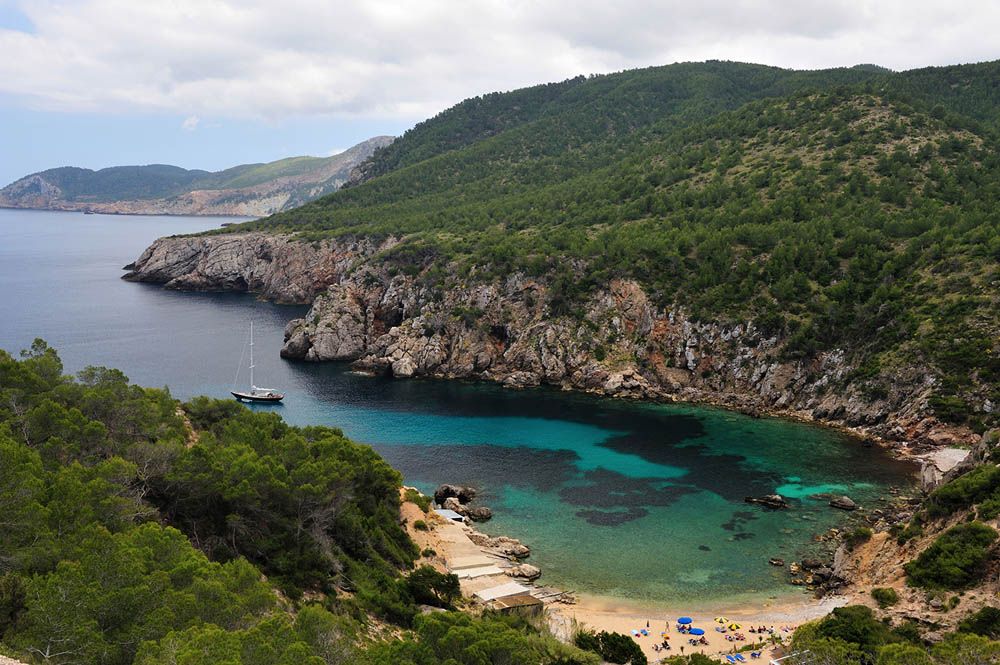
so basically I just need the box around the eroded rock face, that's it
[125,232,979,447]
[123,233,394,304]
[282,269,977,446]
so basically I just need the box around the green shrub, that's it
[958,606,1000,639]
[413,519,429,531]
[368,611,599,664]
[404,566,460,609]
[574,629,647,665]
[925,464,1000,518]
[421,548,436,558]
[0,574,26,635]
[896,521,924,545]
[404,488,432,513]
[904,522,998,590]
[871,587,899,609]
[814,605,896,653]
[846,526,874,550]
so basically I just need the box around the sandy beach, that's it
[400,492,848,663]
[548,592,846,663]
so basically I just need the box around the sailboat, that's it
[231,321,284,403]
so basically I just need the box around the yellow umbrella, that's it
[728,623,742,631]
[714,616,729,624]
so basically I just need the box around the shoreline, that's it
[330,364,967,477]
[401,492,875,663]
[0,204,258,219]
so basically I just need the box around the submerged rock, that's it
[829,496,858,511]
[745,494,789,510]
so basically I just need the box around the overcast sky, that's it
[1,0,999,185]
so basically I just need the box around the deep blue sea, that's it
[0,209,915,605]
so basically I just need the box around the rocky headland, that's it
[122,232,978,452]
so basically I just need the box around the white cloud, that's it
[181,115,200,131]
[0,0,998,121]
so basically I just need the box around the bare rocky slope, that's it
[833,430,1000,635]
[0,136,392,217]
[123,232,977,451]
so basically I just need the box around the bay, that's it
[0,208,915,605]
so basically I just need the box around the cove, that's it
[0,209,916,604]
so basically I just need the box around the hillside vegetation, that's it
[224,60,999,431]
[0,343,596,665]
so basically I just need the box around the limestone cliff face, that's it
[281,270,971,447]
[125,232,975,447]
[122,233,395,304]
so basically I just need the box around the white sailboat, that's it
[231,321,284,403]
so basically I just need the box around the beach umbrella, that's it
[678,617,693,625]
[728,623,742,631]
[689,628,705,636]
[714,617,729,624]
[660,633,670,639]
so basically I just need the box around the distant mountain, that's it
[0,136,393,217]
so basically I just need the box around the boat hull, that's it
[231,391,284,403]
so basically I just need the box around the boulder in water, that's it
[745,494,789,509]
[829,496,858,511]
[507,563,541,581]
[466,506,493,522]
[434,484,477,505]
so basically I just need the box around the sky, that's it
[1,0,999,186]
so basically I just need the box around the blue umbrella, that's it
[678,617,693,625]
[689,628,705,636]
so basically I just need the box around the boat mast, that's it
[249,321,255,389]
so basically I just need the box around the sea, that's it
[0,208,916,606]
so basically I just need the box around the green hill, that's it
[220,61,999,430]
[0,343,597,665]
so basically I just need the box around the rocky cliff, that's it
[124,232,977,450]
[0,136,393,217]
[122,233,396,304]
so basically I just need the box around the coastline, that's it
[401,491,872,663]
[549,592,846,662]
[0,205,257,219]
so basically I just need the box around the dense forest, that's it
[2,345,998,664]
[0,343,598,664]
[221,60,1000,431]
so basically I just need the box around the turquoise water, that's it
[0,209,916,604]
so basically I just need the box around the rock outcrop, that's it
[434,484,477,506]
[829,496,859,511]
[746,495,790,510]
[123,233,394,304]
[122,231,979,449]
